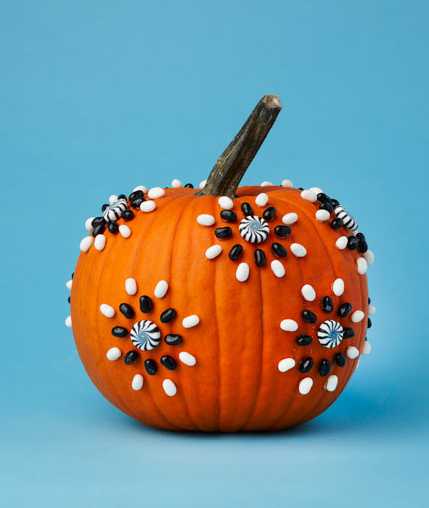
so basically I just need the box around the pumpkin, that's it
[66,96,375,432]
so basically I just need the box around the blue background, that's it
[1,1,428,506]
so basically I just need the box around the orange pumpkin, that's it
[66,96,374,431]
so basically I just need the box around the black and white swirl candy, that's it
[103,198,128,223]
[334,205,358,231]
[317,320,344,349]
[239,216,270,244]
[130,320,161,351]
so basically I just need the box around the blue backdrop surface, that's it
[1,1,428,506]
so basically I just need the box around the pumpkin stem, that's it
[197,95,282,197]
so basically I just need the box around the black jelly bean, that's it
[241,202,254,216]
[319,359,330,377]
[330,218,343,230]
[119,303,135,319]
[160,308,177,323]
[220,210,237,222]
[347,236,358,250]
[271,242,287,258]
[274,225,291,238]
[124,350,139,365]
[320,202,334,213]
[160,355,177,370]
[101,203,109,211]
[144,359,158,375]
[357,240,368,253]
[330,198,340,207]
[139,295,153,313]
[299,357,313,373]
[130,198,144,209]
[317,193,329,203]
[164,334,183,346]
[93,223,106,236]
[254,249,266,267]
[112,326,129,338]
[338,303,352,318]
[215,227,232,239]
[123,209,134,221]
[334,353,346,367]
[343,327,355,339]
[321,296,334,313]
[184,183,194,188]
[229,244,244,261]
[129,190,144,201]
[367,318,372,329]
[302,310,317,323]
[108,222,119,234]
[92,216,106,228]
[296,335,312,346]
[118,194,127,200]
[262,206,276,221]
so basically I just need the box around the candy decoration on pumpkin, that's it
[130,320,162,351]
[239,215,270,244]
[102,196,129,223]
[333,205,358,232]
[66,95,375,431]
[317,320,344,349]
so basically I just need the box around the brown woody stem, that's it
[197,95,282,197]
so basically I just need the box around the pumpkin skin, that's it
[70,184,371,432]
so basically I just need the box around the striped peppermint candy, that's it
[318,320,344,349]
[103,197,128,223]
[334,205,358,231]
[239,216,270,244]
[130,320,161,351]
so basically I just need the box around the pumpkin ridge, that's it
[76,217,171,426]
[278,194,337,421]
[237,198,265,431]
[270,190,367,428]
[214,196,263,430]
[271,194,318,427]
[94,221,143,420]
[166,194,220,430]
[292,195,367,424]
[127,194,193,428]
[114,196,190,428]
[73,243,111,409]
[264,192,338,429]
[167,196,203,430]
[101,236,136,416]
[310,223,368,419]
[306,252,367,425]
[239,194,303,429]
[275,193,341,426]
[210,197,222,430]
[276,195,311,426]
[144,194,197,429]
